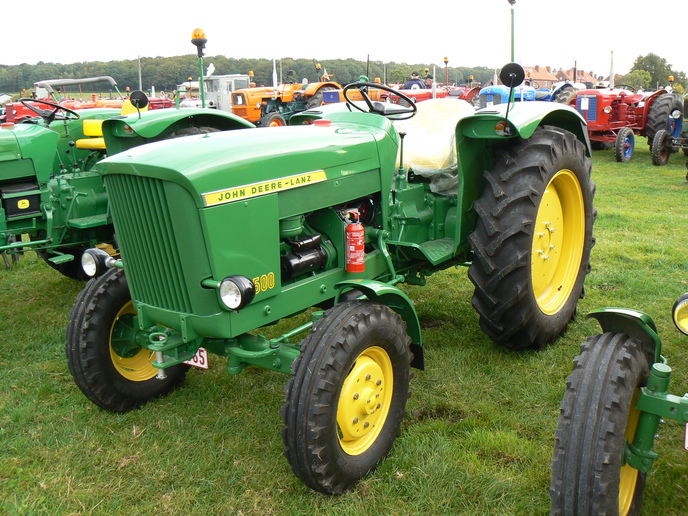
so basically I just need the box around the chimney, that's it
[535,65,540,72]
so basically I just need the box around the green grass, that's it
[2,141,688,515]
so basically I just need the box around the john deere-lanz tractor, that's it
[66,64,597,494]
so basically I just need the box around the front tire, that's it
[259,112,286,127]
[651,128,672,166]
[66,268,188,412]
[468,126,596,350]
[281,301,412,494]
[615,127,635,162]
[550,333,651,515]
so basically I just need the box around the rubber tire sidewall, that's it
[651,129,671,166]
[468,125,596,350]
[281,300,412,494]
[66,268,187,412]
[550,333,650,515]
[615,127,634,162]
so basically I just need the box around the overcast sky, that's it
[5,0,686,80]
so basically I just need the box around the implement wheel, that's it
[281,301,412,494]
[468,126,596,350]
[66,268,187,412]
[550,333,650,515]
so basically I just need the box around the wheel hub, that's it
[337,346,393,455]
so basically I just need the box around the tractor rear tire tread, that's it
[468,125,596,350]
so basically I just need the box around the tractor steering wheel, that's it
[19,98,80,124]
[343,83,417,120]
[613,84,636,92]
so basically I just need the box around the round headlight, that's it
[81,250,99,277]
[219,275,256,311]
[81,248,117,277]
[671,109,682,119]
[672,293,688,335]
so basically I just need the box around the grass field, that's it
[1,142,687,515]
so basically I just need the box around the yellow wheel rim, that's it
[109,301,157,382]
[336,346,393,456]
[619,390,641,515]
[531,169,586,315]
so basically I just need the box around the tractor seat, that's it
[393,98,475,195]
[75,119,106,150]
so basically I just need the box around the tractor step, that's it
[67,214,109,229]
[388,238,455,266]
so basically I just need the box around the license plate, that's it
[184,347,208,369]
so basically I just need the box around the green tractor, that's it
[0,92,252,278]
[67,63,597,494]
[550,301,688,515]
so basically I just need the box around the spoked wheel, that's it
[651,128,673,166]
[468,125,596,350]
[615,127,635,162]
[281,301,412,494]
[66,268,188,412]
[551,333,651,515]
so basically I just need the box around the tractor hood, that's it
[0,123,59,173]
[99,114,396,208]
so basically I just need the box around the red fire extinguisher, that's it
[345,211,365,273]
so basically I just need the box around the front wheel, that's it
[281,301,412,494]
[259,112,286,127]
[66,268,188,412]
[615,127,635,162]
[550,333,651,515]
[468,126,596,350]
[651,128,672,166]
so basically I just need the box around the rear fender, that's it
[587,308,662,364]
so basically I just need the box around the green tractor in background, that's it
[0,87,252,278]
[66,63,597,494]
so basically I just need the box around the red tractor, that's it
[575,86,683,162]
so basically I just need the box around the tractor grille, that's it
[104,174,195,313]
[577,96,598,122]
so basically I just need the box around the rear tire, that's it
[468,126,596,350]
[307,86,337,108]
[281,301,412,494]
[614,127,635,162]
[550,333,650,515]
[66,268,188,412]
[646,92,683,146]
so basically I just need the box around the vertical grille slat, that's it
[105,174,194,313]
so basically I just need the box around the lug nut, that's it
[353,417,359,424]
[353,393,359,400]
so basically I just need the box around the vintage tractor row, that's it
[550,298,688,515]
[0,92,252,276]
[230,65,344,127]
[66,63,597,494]
[2,76,173,124]
[574,86,683,162]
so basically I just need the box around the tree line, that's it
[0,53,684,96]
